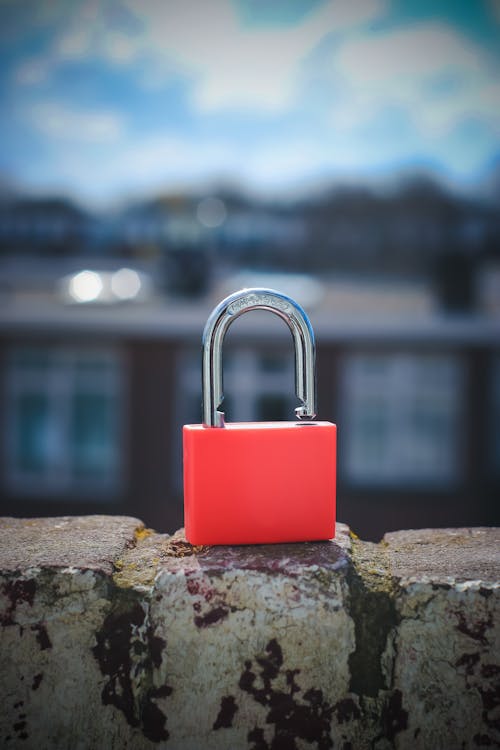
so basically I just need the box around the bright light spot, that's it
[111,268,142,300]
[196,197,227,228]
[69,270,103,303]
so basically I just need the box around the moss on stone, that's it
[112,528,208,590]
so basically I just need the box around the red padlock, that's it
[183,288,336,545]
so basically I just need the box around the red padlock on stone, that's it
[183,288,336,545]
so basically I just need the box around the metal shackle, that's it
[202,288,317,427]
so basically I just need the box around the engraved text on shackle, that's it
[227,294,292,315]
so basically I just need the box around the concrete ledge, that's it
[0,516,498,749]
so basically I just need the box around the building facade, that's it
[0,305,498,540]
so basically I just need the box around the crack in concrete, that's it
[347,538,399,699]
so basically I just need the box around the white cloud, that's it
[45,127,409,200]
[30,131,244,203]
[14,57,53,86]
[29,101,125,142]
[106,135,235,183]
[55,27,91,59]
[331,22,500,137]
[13,0,388,114]
[243,140,332,185]
[336,23,483,83]
[104,31,139,64]
[8,1,500,195]
[120,0,388,112]
[419,81,500,137]
[18,119,496,205]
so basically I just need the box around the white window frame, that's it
[340,351,464,487]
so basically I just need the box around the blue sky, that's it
[0,0,499,205]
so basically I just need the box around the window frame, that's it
[3,344,125,498]
[339,349,465,489]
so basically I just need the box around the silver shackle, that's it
[202,288,317,427]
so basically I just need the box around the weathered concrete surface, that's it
[382,528,500,750]
[0,515,143,573]
[0,515,145,750]
[0,517,498,750]
[384,527,500,582]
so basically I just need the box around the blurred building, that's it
[0,180,498,538]
[0,292,498,540]
[2,179,498,300]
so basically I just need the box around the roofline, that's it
[0,305,498,346]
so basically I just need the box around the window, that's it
[4,346,123,496]
[178,347,295,424]
[173,346,295,491]
[341,352,463,485]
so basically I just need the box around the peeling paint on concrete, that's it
[213,695,238,730]
[92,596,172,742]
[238,637,336,749]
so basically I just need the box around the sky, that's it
[0,0,499,205]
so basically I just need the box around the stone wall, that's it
[0,516,498,749]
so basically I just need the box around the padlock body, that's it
[183,421,336,545]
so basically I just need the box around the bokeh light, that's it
[111,268,142,300]
[68,270,103,303]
